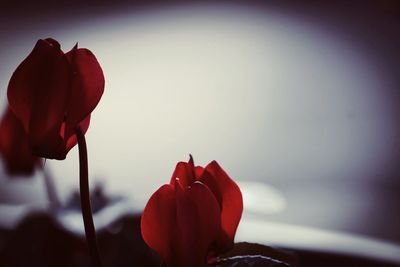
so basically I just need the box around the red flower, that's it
[7,38,104,160]
[0,107,42,175]
[141,155,243,267]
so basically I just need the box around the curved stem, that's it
[76,126,103,267]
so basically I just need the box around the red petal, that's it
[7,39,70,159]
[169,161,196,188]
[141,184,177,266]
[194,165,205,178]
[173,180,221,267]
[141,180,221,267]
[0,108,41,175]
[201,161,243,253]
[64,47,104,139]
[44,38,61,49]
[64,115,91,154]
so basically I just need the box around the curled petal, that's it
[7,39,70,159]
[44,38,61,49]
[169,161,196,188]
[7,39,104,159]
[141,184,176,265]
[141,180,221,267]
[174,180,221,267]
[65,47,104,139]
[0,108,41,175]
[200,161,243,253]
[194,165,205,179]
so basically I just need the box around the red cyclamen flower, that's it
[0,107,41,175]
[7,38,104,160]
[141,155,243,267]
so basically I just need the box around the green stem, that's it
[76,126,103,267]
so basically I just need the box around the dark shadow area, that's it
[0,213,398,267]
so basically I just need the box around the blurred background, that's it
[0,0,399,260]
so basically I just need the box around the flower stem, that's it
[76,126,103,267]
